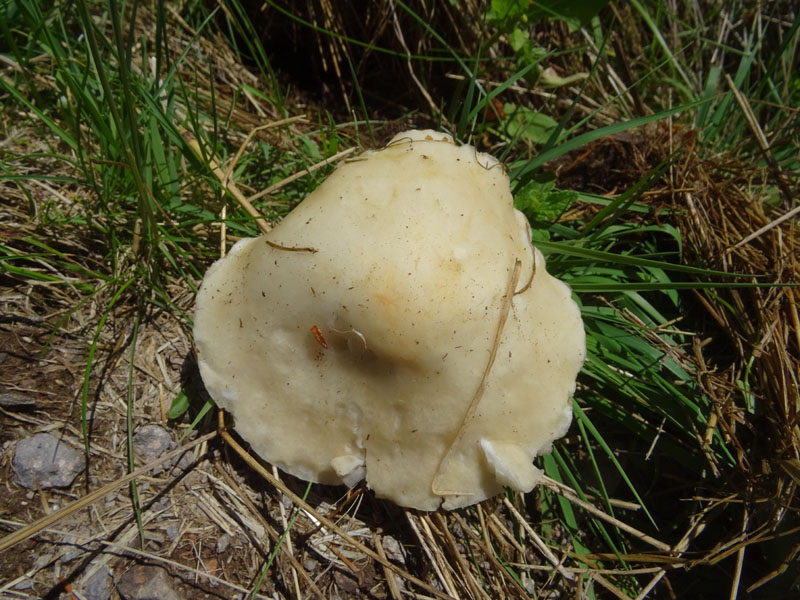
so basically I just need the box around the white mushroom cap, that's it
[194,130,585,510]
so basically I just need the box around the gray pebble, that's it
[215,533,231,554]
[116,564,183,600]
[81,565,114,600]
[13,578,34,590]
[60,547,84,564]
[12,433,85,489]
[165,523,180,540]
[133,425,176,475]
[382,535,405,565]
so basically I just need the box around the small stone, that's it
[333,570,359,596]
[13,579,34,590]
[34,553,54,570]
[215,533,231,554]
[133,425,176,475]
[60,546,83,564]
[165,523,180,540]
[82,565,113,600]
[171,451,194,475]
[151,495,171,513]
[12,433,85,489]
[116,564,183,600]
[382,535,405,565]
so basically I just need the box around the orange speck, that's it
[310,325,328,349]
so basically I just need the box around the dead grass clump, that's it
[670,147,799,592]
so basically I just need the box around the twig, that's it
[211,464,325,599]
[729,505,748,600]
[634,570,667,600]
[432,513,491,600]
[272,465,302,600]
[540,476,671,552]
[730,203,800,250]
[503,498,574,581]
[477,503,533,597]
[373,533,404,600]
[594,573,634,600]
[181,127,272,235]
[222,117,308,184]
[406,512,458,598]
[724,73,794,209]
[246,146,356,203]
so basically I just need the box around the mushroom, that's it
[194,130,585,510]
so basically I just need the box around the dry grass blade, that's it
[540,476,671,552]
[503,497,574,581]
[246,145,357,203]
[222,117,309,184]
[731,203,800,250]
[667,117,800,592]
[724,73,794,207]
[476,503,532,598]
[406,514,459,597]
[211,463,326,599]
[431,512,491,600]
[181,126,272,235]
[373,533,403,600]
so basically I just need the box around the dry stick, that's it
[540,476,671,552]
[388,0,446,126]
[730,505,749,600]
[634,570,667,600]
[476,504,530,599]
[432,512,492,600]
[218,427,456,600]
[272,464,302,600]
[406,514,459,598]
[373,533,404,600]
[0,431,216,553]
[513,563,668,576]
[730,203,800,250]
[724,73,794,210]
[222,117,309,184]
[502,498,574,582]
[635,498,726,599]
[246,146,356,203]
[181,128,272,235]
[0,518,271,600]
[419,515,462,596]
[488,512,526,555]
[747,536,800,592]
[212,463,325,600]
[450,511,514,595]
[594,573,634,600]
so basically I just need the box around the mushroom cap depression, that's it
[194,130,585,510]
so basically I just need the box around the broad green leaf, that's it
[504,103,560,144]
